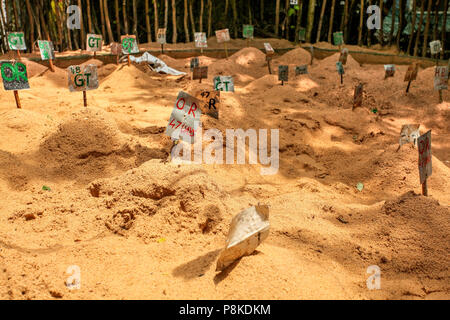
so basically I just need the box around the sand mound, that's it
[317,52,361,72]
[276,47,311,65]
[229,47,266,66]
[81,58,103,68]
[88,161,230,238]
[23,59,49,78]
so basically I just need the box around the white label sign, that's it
[67,64,99,92]
[214,76,234,92]
[429,40,441,55]
[86,34,103,52]
[264,43,274,55]
[165,91,202,144]
[215,29,230,43]
[157,28,167,44]
[7,32,26,51]
[434,66,448,90]
[194,32,207,48]
[418,130,432,184]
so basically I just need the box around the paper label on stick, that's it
[353,83,363,108]
[295,65,308,75]
[157,28,167,44]
[0,60,30,91]
[165,91,202,144]
[298,28,306,41]
[7,32,26,51]
[264,43,274,56]
[190,57,199,71]
[214,76,234,92]
[339,48,349,65]
[67,64,99,92]
[243,25,254,39]
[429,40,441,55]
[86,34,103,52]
[193,66,208,80]
[290,0,298,4]
[333,32,344,46]
[215,29,230,43]
[194,32,207,48]
[121,35,139,54]
[434,66,448,90]
[418,130,432,184]
[336,61,344,75]
[38,40,55,61]
[399,124,420,147]
[404,63,418,82]
[384,64,395,78]
[196,90,220,119]
[278,65,289,82]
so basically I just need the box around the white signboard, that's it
[165,91,202,144]
[38,40,55,60]
[264,43,274,55]
[214,76,234,92]
[86,34,103,52]
[121,35,139,54]
[194,32,207,48]
[67,64,99,92]
[7,32,26,51]
[434,66,448,90]
[418,130,432,185]
[215,29,230,43]
[429,40,442,55]
[157,28,167,45]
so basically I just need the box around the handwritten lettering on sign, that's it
[333,32,344,46]
[215,29,230,43]
[193,66,208,80]
[295,65,308,75]
[165,91,202,144]
[339,48,349,65]
[214,76,234,92]
[38,40,55,61]
[194,32,207,48]
[87,34,103,52]
[157,28,167,44]
[336,61,345,75]
[429,40,441,55]
[243,25,254,39]
[67,65,99,92]
[0,61,30,90]
[404,63,418,82]
[121,35,139,54]
[434,66,448,90]
[7,32,26,51]
[418,130,432,184]
[384,64,395,78]
[264,43,274,56]
[190,57,199,71]
[196,90,220,119]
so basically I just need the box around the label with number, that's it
[0,60,30,90]
[67,64,99,92]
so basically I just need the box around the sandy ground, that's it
[0,42,449,300]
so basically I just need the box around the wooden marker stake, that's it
[246,38,249,47]
[422,179,428,196]
[435,54,443,103]
[94,51,97,59]
[14,90,21,109]
[127,54,131,66]
[17,50,21,60]
[48,58,55,72]
[161,44,164,54]
[83,91,87,107]
[406,80,412,93]
[340,74,343,85]
[267,56,272,74]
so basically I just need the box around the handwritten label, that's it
[215,29,230,43]
[243,25,254,39]
[295,65,308,75]
[194,32,207,48]
[196,90,220,119]
[336,61,344,75]
[339,48,349,65]
[38,40,55,61]
[333,32,344,46]
[86,34,103,52]
[193,66,208,80]
[7,32,26,51]
[157,28,167,44]
[214,76,234,92]
[353,83,363,108]
[190,57,199,71]
[418,130,432,184]
[121,35,139,54]
[429,40,441,55]
[67,64,99,92]
[384,64,395,78]
[0,61,30,90]
[434,66,448,90]
[404,63,418,82]
[278,65,289,82]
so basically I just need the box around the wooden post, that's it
[83,91,87,107]
[94,51,97,59]
[116,54,119,65]
[14,90,21,109]
[127,54,131,66]
[246,38,249,47]
[406,80,412,93]
[340,74,343,84]
[161,44,164,54]
[224,42,228,58]
[48,58,55,72]
[436,54,443,103]
[281,80,284,86]
[422,179,428,196]
[17,50,21,60]
[267,56,272,74]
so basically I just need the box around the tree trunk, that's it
[407,0,417,54]
[184,0,190,42]
[86,0,93,33]
[413,0,426,56]
[284,0,289,39]
[122,0,129,34]
[200,0,204,32]
[154,0,159,38]
[275,0,280,36]
[388,0,396,46]
[441,0,448,59]
[25,0,35,52]
[422,0,433,56]
[77,0,85,49]
[396,0,406,50]
[231,0,238,38]
[316,0,328,43]
[341,0,349,33]
[379,0,384,45]
[164,0,169,29]
[132,0,138,37]
[358,0,364,45]
[115,0,121,39]
[12,0,19,31]
[433,0,440,41]
[367,0,373,46]
[55,0,64,51]
[328,0,336,43]
[38,1,50,41]
[100,0,106,39]
[306,0,316,43]
[104,0,114,43]
[295,0,304,43]
[208,0,212,37]
[172,0,177,43]
[260,0,264,22]
[189,0,196,37]
[146,0,152,42]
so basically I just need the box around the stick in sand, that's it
[267,56,272,74]
[14,90,21,109]
[435,55,443,103]
[161,44,164,54]
[83,91,87,107]
[128,54,131,66]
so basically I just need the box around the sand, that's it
[0,42,449,300]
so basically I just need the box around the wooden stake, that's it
[48,58,55,72]
[94,51,97,59]
[422,179,428,196]
[116,54,119,65]
[246,38,249,47]
[83,91,87,107]
[436,54,443,103]
[281,80,284,86]
[128,54,131,66]
[161,44,164,54]
[17,50,21,60]
[340,74,343,84]
[14,90,21,109]
[406,80,412,93]
[267,57,272,74]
